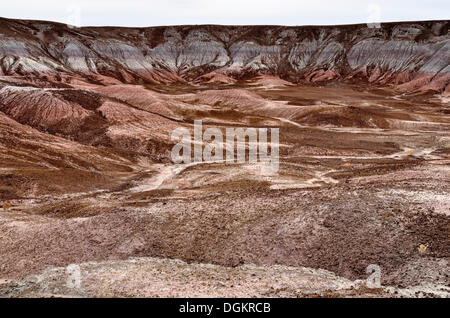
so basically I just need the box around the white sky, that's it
[1,0,449,27]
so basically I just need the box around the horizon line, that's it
[0,16,448,29]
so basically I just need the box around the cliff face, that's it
[0,18,448,93]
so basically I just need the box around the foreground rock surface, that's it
[1,257,448,298]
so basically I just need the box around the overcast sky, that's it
[2,0,449,27]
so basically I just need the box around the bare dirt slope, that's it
[0,18,449,298]
[0,18,449,93]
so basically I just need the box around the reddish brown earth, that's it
[0,18,449,298]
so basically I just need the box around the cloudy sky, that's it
[2,0,449,27]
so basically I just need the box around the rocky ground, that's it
[0,19,449,298]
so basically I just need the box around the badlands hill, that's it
[0,18,449,298]
[0,18,448,92]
